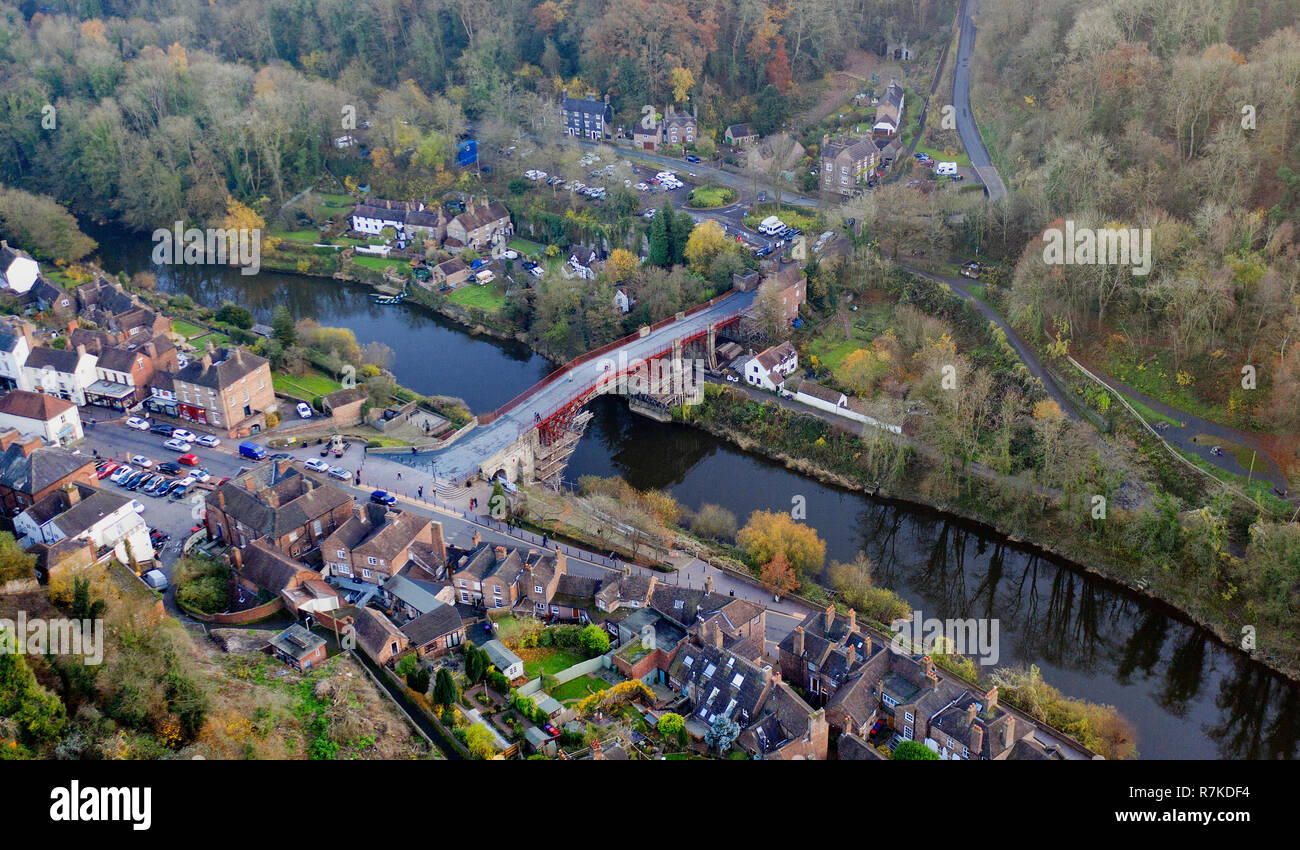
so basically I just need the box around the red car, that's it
[95,462,120,479]
[177,453,200,466]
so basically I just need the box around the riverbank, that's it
[675,393,1298,684]
[249,252,1299,683]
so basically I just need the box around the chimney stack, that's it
[704,575,714,594]
[845,643,855,668]
[824,604,834,634]
[471,530,482,548]
[848,608,857,633]
[430,520,447,564]
[494,545,507,564]
[63,483,81,506]
[244,476,257,493]
[1001,716,1016,750]
[218,489,226,511]
[862,635,872,656]
[966,702,978,725]
[794,626,804,657]
[555,550,567,576]
[232,546,243,569]
[985,687,999,714]
[970,723,984,758]
[591,740,603,760]
[713,622,724,650]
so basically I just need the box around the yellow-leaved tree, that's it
[683,219,728,276]
[737,510,826,577]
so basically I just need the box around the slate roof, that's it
[0,390,75,421]
[22,483,99,526]
[551,573,600,609]
[754,341,797,372]
[0,331,23,353]
[482,638,523,672]
[175,347,267,390]
[383,574,444,615]
[649,585,735,626]
[95,346,143,373]
[268,623,326,662]
[239,540,313,594]
[562,95,611,116]
[52,488,134,538]
[399,602,463,647]
[0,442,93,494]
[726,123,754,138]
[353,509,430,562]
[450,201,510,234]
[26,346,84,374]
[208,463,352,541]
[670,642,770,725]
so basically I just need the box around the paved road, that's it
[951,0,1007,203]
[900,265,1083,421]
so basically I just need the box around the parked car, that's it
[238,441,267,461]
[328,466,351,481]
[163,438,191,452]
[157,462,183,476]
[170,428,197,442]
[725,374,740,383]
[304,458,330,473]
[177,453,200,467]
[149,424,174,436]
[130,455,154,468]
[296,402,313,419]
[126,416,150,431]
[192,468,212,482]
[685,154,701,163]
[131,499,146,514]
[110,466,135,485]
[96,462,119,479]
[369,490,397,506]
[142,569,167,590]
[195,434,220,448]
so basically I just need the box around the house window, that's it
[903,725,913,739]
[337,549,346,559]
[361,569,371,579]
[459,580,466,588]
[534,585,543,594]
[313,520,322,535]
[493,586,501,596]
[962,746,969,759]
[881,693,897,708]
[904,712,914,724]
[460,591,470,603]
[494,599,502,608]
[367,557,377,566]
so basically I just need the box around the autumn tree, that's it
[760,551,799,596]
[737,510,826,577]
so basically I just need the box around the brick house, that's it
[171,346,275,436]
[444,200,513,253]
[662,104,698,147]
[85,341,177,410]
[320,503,445,585]
[724,123,758,147]
[349,606,410,665]
[0,430,96,522]
[268,624,328,672]
[820,134,879,196]
[430,257,470,288]
[205,461,354,558]
[399,603,466,659]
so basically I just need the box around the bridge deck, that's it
[413,289,756,482]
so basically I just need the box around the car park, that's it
[163,438,191,452]
[195,434,220,448]
[305,458,331,473]
[131,455,154,468]
[328,466,351,481]
[296,402,313,419]
[369,490,397,506]
[126,416,150,431]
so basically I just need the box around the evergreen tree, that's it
[433,667,458,707]
[649,203,671,267]
[271,305,297,347]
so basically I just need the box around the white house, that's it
[0,390,83,446]
[23,345,98,406]
[793,381,902,434]
[742,341,799,391]
[614,289,631,314]
[15,483,152,566]
[0,325,32,390]
[0,242,40,295]
[482,638,525,680]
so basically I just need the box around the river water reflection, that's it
[86,225,1299,759]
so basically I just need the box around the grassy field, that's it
[350,255,411,272]
[272,368,342,399]
[508,237,545,255]
[272,228,325,243]
[688,184,737,208]
[447,284,506,311]
[189,331,231,348]
[171,319,208,339]
[516,646,587,679]
[549,675,609,702]
[911,141,972,168]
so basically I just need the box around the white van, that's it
[935,162,958,176]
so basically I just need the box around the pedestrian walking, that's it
[397,471,402,480]
[418,485,423,499]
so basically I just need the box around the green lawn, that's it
[911,141,972,168]
[350,256,411,272]
[189,331,231,348]
[171,320,208,339]
[517,646,587,679]
[549,675,609,702]
[447,284,505,311]
[272,368,342,399]
[687,184,737,208]
[271,229,325,243]
[507,237,544,256]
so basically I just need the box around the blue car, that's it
[685,154,701,163]
[369,490,397,506]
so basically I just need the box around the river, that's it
[84,224,1300,760]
